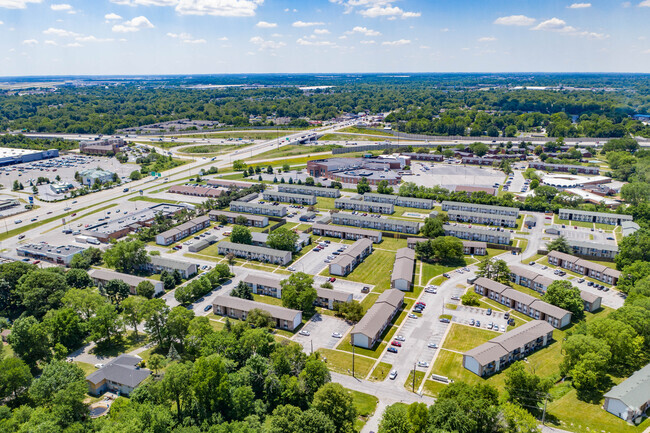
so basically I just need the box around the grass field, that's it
[422,379,448,397]
[252,293,284,306]
[442,324,500,352]
[359,293,379,312]
[342,249,395,292]
[403,370,426,392]
[375,237,408,251]
[349,389,379,432]
[182,130,310,140]
[368,362,392,382]
[554,215,594,229]
[338,126,395,136]
[317,348,375,377]
[316,196,336,210]
[421,261,463,285]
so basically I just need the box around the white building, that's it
[603,363,650,422]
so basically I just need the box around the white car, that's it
[299,330,310,336]
[331,332,343,338]
[425,288,437,294]
[395,335,406,342]
[389,370,398,380]
[408,314,418,319]
[287,266,296,271]
[94,363,104,369]
[427,343,438,349]
[417,361,430,368]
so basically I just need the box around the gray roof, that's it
[208,210,268,222]
[312,223,380,238]
[352,289,404,338]
[548,250,580,263]
[443,223,512,239]
[447,209,518,223]
[510,265,545,282]
[330,253,355,269]
[213,296,301,322]
[442,201,519,215]
[568,239,618,253]
[579,290,601,304]
[529,299,571,319]
[559,208,632,221]
[243,273,282,289]
[345,238,373,258]
[316,287,353,303]
[218,241,292,258]
[279,184,338,194]
[604,363,650,410]
[150,256,194,271]
[89,268,158,288]
[395,247,416,260]
[264,191,315,200]
[335,198,394,210]
[86,354,151,388]
[376,289,405,309]
[474,277,510,294]
[230,201,286,212]
[463,240,487,249]
[622,221,640,237]
[333,213,421,229]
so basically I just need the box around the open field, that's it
[320,133,387,142]
[342,249,395,292]
[368,362,392,382]
[442,324,499,352]
[317,348,375,377]
[421,261,464,285]
[338,126,395,136]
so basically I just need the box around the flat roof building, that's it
[391,247,415,291]
[208,210,268,227]
[558,209,632,226]
[230,201,287,217]
[206,179,255,189]
[329,238,373,276]
[332,213,421,234]
[278,184,340,198]
[262,191,317,205]
[0,147,58,167]
[463,320,554,377]
[334,198,394,214]
[213,296,302,331]
[311,223,382,243]
[603,363,650,422]
[168,185,225,198]
[79,168,115,186]
[217,241,292,265]
[16,243,85,266]
[89,269,164,296]
[443,224,511,245]
[351,289,404,349]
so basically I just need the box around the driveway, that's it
[292,313,352,352]
[292,241,347,276]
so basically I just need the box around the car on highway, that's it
[331,332,343,338]
[389,370,398,380]
[203,305,212,312]
[427,343,438,349]
[299,330,310,336]
[391,340,402,347]
[14,220,22,224]
[417,361,430,368]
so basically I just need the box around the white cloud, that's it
[292,20,325,27]
[0,0,41,9]
[66,42,82,47]
[76,35,114,43]
[440,27,449,32]
[110,0,177,5]
[256,21,277,28]
[494,15,536,26]
[0,20,3,24]
[167,32,206,43]
[347,26,380,36]
[622,1,631,6]
[50,3,72,11]
[250,36,286,50]
[105,13,122,20]
[44,40,57,45]
[382,39,410,46]
[359,40,375,44]
[176,0,263,17]
[640,0,650,6]
[360,5,420,18]
[112,16,154,33]
[43,27,80,37]
[314,28,330,34]
[22,39,38,45]
[218,36,229,41]
[568,2,591,8]
[532,17,577,32]
[297,37,334,46]
[478,36,497,42]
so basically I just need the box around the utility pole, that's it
[310,340,313,355]
[412,363,416,392]
[542,394,548,425]
[351,339,355,378]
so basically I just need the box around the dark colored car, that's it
[387,347,398,353]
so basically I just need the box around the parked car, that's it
[391,341,402,347]
[395,335,406,342]
[331,332,343,338]
[427,343,438,349]
[417,361,430,368]
[439,318,450,323]
[469,318,475,326]
[203,305,212,312]
[389,370,398,379]
[408,314,418,319]
[329,277,336,283]
[299,330,310,336]
[387,347,398,354]
[486,308,492,316]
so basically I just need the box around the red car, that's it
[329,277,336,282]
[416,302,426,307]
[391,341,402,347]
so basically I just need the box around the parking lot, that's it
[553,224,617,246]
[402,164,504,189]
[292,240,347,276]
[293,314,351,351]
[451,305,509,332]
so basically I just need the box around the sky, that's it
[1,0,649,76]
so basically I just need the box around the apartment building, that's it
[363,193,434,210]
[251,232,311,252]
[402,152,444,162]
[212,297,302,331]
[277,184,341,198]
[155,216,211,246]
[329,238,373,276]
[141,256,197,279]
[351,289,404,349]
[315,287,353,310]
[332,213,421,234]
[391,247,415,291]
[547,251,621,285]
[463,320,555,377]
[447,209,518,228]
[217,242,292,265]
[262,191,317,205]
[230,201,287,217]
[441,201,519,217]
[407,238,487,255]
[603,363,650,422]
[334,198,394,214]
[509,265,554,293]
[558,209,633,226]
[567,239,618,260]
[474,278,572,328]
[243,274,282,298]
[89,269,164,296]
[311,223,383,243]
[208,210,269,227]
[443,224,511,245]
[529,162,600,175]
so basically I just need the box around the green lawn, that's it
[368,362,392,382]
[420,261,462,286]
[522,253,545,264]
[245,144,341,160]
[349,389,379,432]
[75,361,97,376]
[317,349,375,377]
[340,249,396,292]
[403,370,426,393]
[315,196,336,210]
[422,379,448,397]
[359,293,379,312]
[442,324,499,353]
[320,133,387,142]
[554,215,594,229]
[252,293,284,306]
[338,126,395,136]
[376,237,408,251]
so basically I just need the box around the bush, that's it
[461,292,481,306]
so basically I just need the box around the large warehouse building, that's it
[0,148,59,166]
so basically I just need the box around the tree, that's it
[617,260,650,293]
[534,185,558,201]
[333,300,364,322]
[142,298,170,348]
[69,247,103,269]
[305,177,315,186]
[231,281,253,300]
[233,160,247,171]
[231,225,252,244]
[421,215,445,238]
[267,227,299,251]
[546,236,571,254]
[588,317,644,371]
[136,280,155,298]
[121,296,146,339]
[461,291,481,306]
[415,236,464,264]
[378,403,410,433]
[130,170,142,180]
[470,142,489,157]
[501,402,540,433]
[42,307,86,351]
[542,280,584,320]
[312,383,357,433]
[281,272,317,314]
[297,408,336,433]
[148,353,166,375]
[0,357,32,401]
[406,402,428,433]
[65,268,92,289]
[103,279,131,305]
[504,362,553,412]
[167,306,194,351]
[376,180,394,195]
[8,316,50,367]
[356,177,371,194]
[161,361,193,419]
[616,228,650,269]
[191,354,230,420]
[90,303,122,345]
[476,258,511,284]
[529,179,540,189]
[16,269,68,317]
[103,239,150,274]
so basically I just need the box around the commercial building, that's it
[473,278,572,328]
[188,235,217,252]
[206,179,255,189]
[89,269,164,296]
[0,198,19,211]
[251,231,311,252]
[315,287,353,310]
[441,201,520,217]
[262,191,317,205]
[529,162,600,175]
[453,185,497,196]
[16,243,85,266]
[83,203,188,242]
[443,224,511,245]
[155,216,211,246]
[0,147,59,167]
[351,289,404,349]
[558,209,633,226]
[447,209,518,227]
[463,320,555,377]
[363,193,434,210]
[547,251,621,285]
[243,274,283,298]
[141,256,197,279]
[603,363,650,422]
[277,184,340,198]
[212,297,302,331]
[49,182,74,194]
[329,238,373,276]
[566,239,618,260]
[334,198,394,214]
[208,210,268,227]
[86,354,150,396]
[332,213,421,234]
[509,265,554,293]
[311,223,382,243]
[230,201,287,217]
[168,185,225,198]
[306,158,402,185]
[79,137,125,155]
[391,247,415,291]
[402,152,443,162]
[79,168,115,186]
[217,241,292,265]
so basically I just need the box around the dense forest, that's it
[1,74,649,137]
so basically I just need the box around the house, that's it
[262,191,317,205]
[335,198,394,214]
[217,242,292,265]
[243,274,283,298]
[447,209,518,227]
[86,354,151,396]
[351,289,404,349]
[315,287,353,309]
[332,213,421,234]
[141,256,197,279]
[547,251,621,285]
[463,320,554,377]
[89,269,164,296]
[230,201,287,217]
[277,184,341,198]
[443,224,511,245]
[603,363,650,422]
[212,297,302,331]
[155,216,211,246]
[391,247,415,291]
[474,278,571,328]
[208,210,268,227]
[558,209,633,226]
[311,223,382,243]
[329,238,373,276]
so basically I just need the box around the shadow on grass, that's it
[90,334,147,358]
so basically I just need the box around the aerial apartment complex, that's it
[217,242,292,265]
[334,198,394,214]
[558,208,633,226]
[391,247,415,291]
[363,193,434,209]
[328,238,373,276]
[547,251,621,285]
[311,223,383,243]
[277,184,341,198]
[443,224,511,245]
[332,213,421,234]
[262,191,317,205]
[230,201,287,217]
[351,289,404,349]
